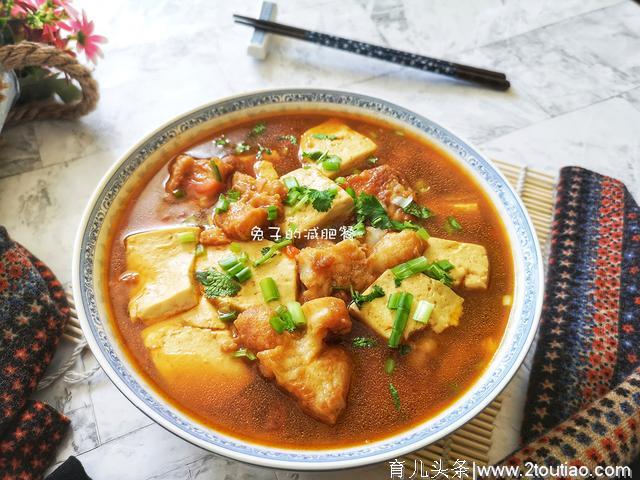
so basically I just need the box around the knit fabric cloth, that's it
[498,166,640,476]
[0,227,71,479]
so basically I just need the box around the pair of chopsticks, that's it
[233,14,510,91]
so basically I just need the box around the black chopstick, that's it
[233,15,510,91]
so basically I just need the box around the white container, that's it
[0,66,18,132]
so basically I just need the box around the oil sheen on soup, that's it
[106,112,514,448]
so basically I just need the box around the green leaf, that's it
[250,122,266,136]
[311,133,338,140]
[352,336,377,348]
[351,284,385,308]
[195,268,241,298]
[235,142,251,154]
[278,134,297,145]
[284,185,337,213]
[402,201,433,219]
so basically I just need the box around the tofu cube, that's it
[280,167,354,234]
[171,296,227,330]
[195,239,297,312]
[142,320,252,400]
[299,119,377,178]
[126,227,200,323]
[349,270,464,338]
[424,237,489,290]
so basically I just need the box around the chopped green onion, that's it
[391,195,413,209]
[387,292,402,310]
[389,383,401,410]
[388,292,413,348]
[232,348,257,360]
[218,254,252,283]
[176,232,197,243]
[219,310,238,322]
[424,261,454,287]
[195,244,205,256]
[229,242,242,254]
[283,177,299,190]
[287,301,306,327]
[172,188,186,199]
[254,239,292,267]
[368,156,379,165]
[226,190,240,202]
[215,194,230,213]
[384,357,396,375]
[270,315,286,334]
[311,133,338,140]
[321,156,341,172]
[416,227,430,241]
[413,300,435,324]
[446,216,462,232]
[345,187,356,199]
[235,266,252,283]
[210,160,222,181]
[266,205,278,221]
[260,277,280,303]
[436,259,455,271]
[335,176,346,185]
[391,256,430,282]
[218,255,238,271]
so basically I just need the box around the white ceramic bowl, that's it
[73,88,543,471]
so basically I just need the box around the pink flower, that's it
[9,0,37,17]
[69,10,106,63]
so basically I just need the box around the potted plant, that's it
[0,0,105,131]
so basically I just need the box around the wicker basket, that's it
[0,41,99,129]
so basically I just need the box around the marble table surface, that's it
[1,0,640,478]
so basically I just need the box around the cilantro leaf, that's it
[250,122,266,136]
[278,134,297,145]
[309,188,337,212]
[256,144,272,160]
[355,192,425,232]
[352,337,377,348]
[235,142,251,154]
[403,201,433,219]
[284,185,337,213]
[355,192,394,229]
[351,284,385,308]
[195,268,241,298]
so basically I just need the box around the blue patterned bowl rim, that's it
[72,88,543,471]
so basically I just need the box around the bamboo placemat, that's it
[403,159,557,471]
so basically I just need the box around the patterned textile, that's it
[0,227,71,479]
[0,401,69,478]
[498,166,640,474]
